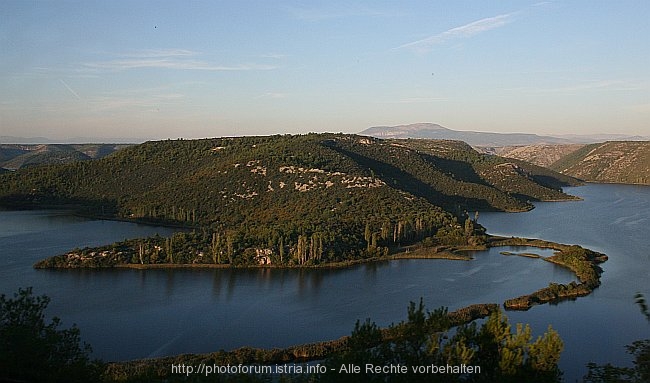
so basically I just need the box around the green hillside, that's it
[0,134,580,268]
[492,141,650,185]
[549,141,650,184]
[0,144,129,170]
[395,139,581,200]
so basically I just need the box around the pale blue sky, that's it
[1,1,648,141]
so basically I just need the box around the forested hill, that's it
[0,134,580,267]
[491,141,650,185]
[549,141,650,184]
[0,143,130,170]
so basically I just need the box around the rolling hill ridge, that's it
[0,144,130,170]
[0,134,580,267]
[494,141,650,185]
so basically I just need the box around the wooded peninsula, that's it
[1,134,580,266]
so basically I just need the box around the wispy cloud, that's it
[88,92,186,113]
[121,49,196,58]
[505,79,647,94]
[259,53,288,59]
[381,97,447,104]
[255,92,288,99]
[59,79,81,100]
[396,13,514,53]
[541,80,633,93]
[85,59,275,71]
[84,50,277,72]
[288,5,401,21]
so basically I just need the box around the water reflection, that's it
[134,246,577,312]
[138,270,147,291]
[227,270,237,302]
[211,270,223,298]
[1,198,631,374]
[164,270,175,297]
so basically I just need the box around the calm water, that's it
[1,183,649,381]
[480,183,650,381]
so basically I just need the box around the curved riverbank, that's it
[102,303,499,380]
[34,232,607,311]
[490,237,607,310]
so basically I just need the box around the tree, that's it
[211,231,222,264]
[0,287,102,382]
[364,222,372,251]
[635,292,650,321]
[165,236,174,263]
[584,293,650,382]
[322,319,386,383]
[584,341,650,383]
[464,217,474,237]
[324,301,564,383]
[463,310,563,383]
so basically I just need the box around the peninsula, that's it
[1,133,580,269]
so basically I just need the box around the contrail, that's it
[59,79,81,100]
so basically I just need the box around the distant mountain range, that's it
[0,136,142,144]
[359,123,648,146]
[0,144,131,170]
[359,123,649,185]
[486,144,585,168]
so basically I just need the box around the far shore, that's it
[68,235,582,271]
[112,246,475,270]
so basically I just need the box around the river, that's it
[1,183,648,381]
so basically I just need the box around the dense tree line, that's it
[322,300,563,383]
[35,209,480,268]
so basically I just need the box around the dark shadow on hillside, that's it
[529,174,582,189]
[0,193,119,217]
[420,153,491,186]
[325,143,496,214]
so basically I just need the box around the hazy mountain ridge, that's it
[0,144,131,170]
[550,141,650,184]
[0,135,142,144]
[486,144,586,168]
[489,142,650,185]
[360,123,648,146]
[363,124,649,185]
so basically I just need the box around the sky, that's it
[1,0,649,141]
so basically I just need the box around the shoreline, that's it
[20,208,609,378]
[101,232,607,379]
[34,231,608,311]
[104,303,500,377]
[107,246,475,270]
